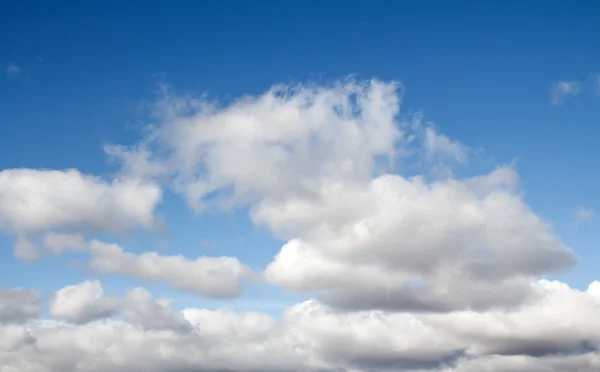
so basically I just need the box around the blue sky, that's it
[1,1,599,312]
[3,2,600,371]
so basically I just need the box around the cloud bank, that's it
[1,280,600,371]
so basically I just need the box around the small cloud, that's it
[550,81,580,105]
[6,62,21,78]
[424,127,469,164]
[573,207,596,224]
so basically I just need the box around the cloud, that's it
[550,81,581,105]
[88,240,252,299]
[574,207,596,223]
[424,127,468,164]
[108,79,405,211]
[50,280,191,332]
[5,63,21,78]
[0,169,162,258]
[264,167,575,312]
[2,280,600,371]
[49,280,119,324]
[0,288,40,324]
[2,78,596,370]
[42,232,87,256]
[120,287,192,332]
[105,79,576,314]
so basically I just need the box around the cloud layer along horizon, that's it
[1,79,598,372]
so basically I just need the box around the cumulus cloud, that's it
[88,240,252,299]
[50,281,191,332]
[103,79,576,314]
[49,280,119,324]
[0,169,161,235]
[550,81,580,105]
[264,166,576,312]
[108,79,405,211]
[0,169,162,258]
[2,280,600,371]
[2,78,595,371]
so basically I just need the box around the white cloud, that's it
[263,167,575,312]
[50,281,191,332]
[105,79,575,313]
[2,280,600,371]
[88,240,252,299]
[49,280,119,324]
[42,232,87,256]
[108,80,406,212]
[120,287,192,332]
[2,78,595,371]
[550,81,581,105]
[5,63,21,78]
[0,169,161,234]
[0,169,162,258]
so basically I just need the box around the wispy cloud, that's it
[573,207,596,224]
[5,62,21,78]
[550,81,580,105]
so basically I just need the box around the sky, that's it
[1,1,599,371]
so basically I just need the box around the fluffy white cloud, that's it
[0,289,40,324]
[0,169,161,235]
[0,169,162,258]
[109,80,404,212]
[50,281,191,332]
[264,167,576,311]
[550,81,581,105]
[106,79,576,313]
[2,280,600,371]
[121,287,192,332]
[50,280,119,324]
[3,78,594,371]
[88,240,252,299]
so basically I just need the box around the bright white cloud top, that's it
[1,79,598,372]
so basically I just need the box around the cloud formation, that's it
[1,78,597,371]
[0,168,162,258]
[88,240,252,299]
[107,79,576,312]
[550,81,581,105]
[1,280,600,371]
